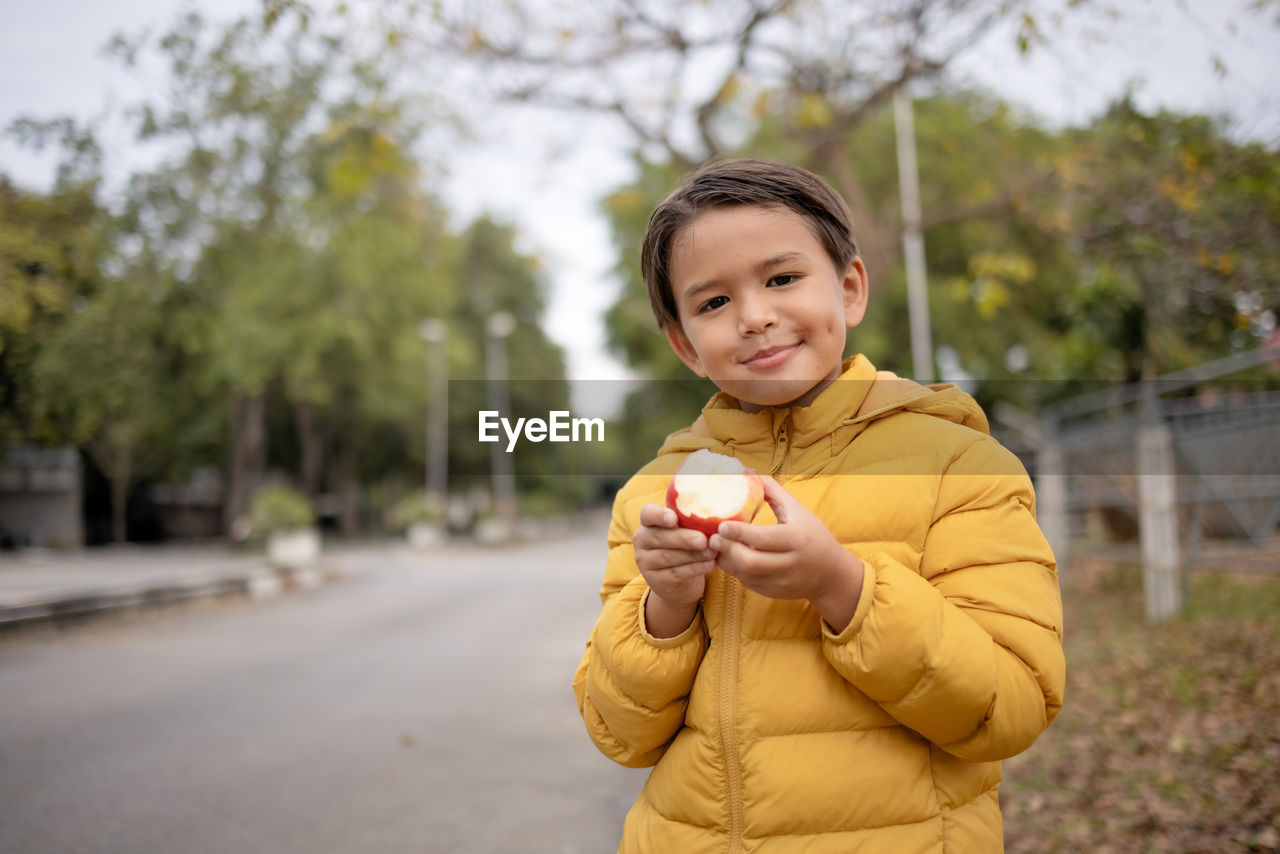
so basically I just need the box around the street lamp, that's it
[418,318,448,509]
[485,311,518,538]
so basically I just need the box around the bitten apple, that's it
[665,449,765,538]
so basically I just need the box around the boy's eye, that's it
[699,295,729,313]
[768,274,796,287]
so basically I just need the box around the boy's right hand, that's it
[634,503,716,637]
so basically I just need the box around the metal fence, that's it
[1007,348,1280,621]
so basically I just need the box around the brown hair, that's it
[640,158,859,329]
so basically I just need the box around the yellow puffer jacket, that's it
[573,356,1065,853]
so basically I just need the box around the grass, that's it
[1001,558,1280,853]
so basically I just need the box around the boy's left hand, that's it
[710,476,865,631]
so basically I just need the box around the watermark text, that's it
[478,410,605,452]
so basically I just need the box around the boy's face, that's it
[664,204,868,411]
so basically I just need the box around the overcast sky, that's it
[2,0,1277,403]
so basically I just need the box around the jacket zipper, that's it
[720,572,745,853]
[771,414,792,477]
[720,414,788,852]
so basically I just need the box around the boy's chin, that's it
[727,378,830,411]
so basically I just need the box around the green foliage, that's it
[3,8,571,540]
[0,175,106,448]
[600,89,1280,422]
[389,492,439,530]
[601,156,692,381]
[441,216,573,492]
[248,484,316,533]
[10,5,1273,543]
[30,267,198,542]
[33,277,168,455]
[599,157,721,449]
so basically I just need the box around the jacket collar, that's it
[658,355,989,473]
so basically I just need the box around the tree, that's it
[32,271,177,543]
[267,0,1109,301]
[3,122,227,544]
[0,122,106,450]
[102,11,468,533]
[7,8,583,541]
[597,88,1280,418]
[886,93,1280,402]
[443,216,573,496]
[268,0,1081,162]
[280,105,456,532]
[265,0,1278,385]
[1037,99,1280,384]
[105,12,358,531]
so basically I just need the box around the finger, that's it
[714,535,773,578]
[652,558,716,584]
[687,558,716,576]
[713,518,790,553]
[710,534,744,574]
[641,526,710,554]
[639,503,678,528]
[640,548,702,572]
[757,475,794,524]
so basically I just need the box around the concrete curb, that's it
[0,563,340,632]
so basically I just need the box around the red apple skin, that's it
[665,466,765,538]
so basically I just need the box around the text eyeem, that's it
[478,410,605,453]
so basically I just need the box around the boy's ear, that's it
[842,256,870,329]
[665,323,708,377]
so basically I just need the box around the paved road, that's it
[0,534,646,853]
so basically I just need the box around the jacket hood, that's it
[657,355,989,463]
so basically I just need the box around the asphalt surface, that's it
[0,534,646,854]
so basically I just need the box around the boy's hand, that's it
[634,503,717,637]
[710,476,865,632]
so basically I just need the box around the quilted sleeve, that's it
[572,477,709,768]
[821,436,1065,762]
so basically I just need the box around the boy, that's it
[573,159,1064,853]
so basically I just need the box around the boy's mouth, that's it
[741,343,799,370]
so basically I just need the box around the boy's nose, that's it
[736,293,777,334]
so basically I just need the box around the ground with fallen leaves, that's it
[1001,557,1280,853]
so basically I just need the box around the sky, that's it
[1,0,1278,413]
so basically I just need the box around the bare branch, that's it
[692,0,793,158]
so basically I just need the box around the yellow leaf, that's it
[714,74,740,105]
[752,92,772,119]
[606,188,646,213]
[796,93,833,129]
[1218,254,1236,275]
[1156,176,1199,213]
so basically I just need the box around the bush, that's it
[248,485,316,535]
[390,493,440,531]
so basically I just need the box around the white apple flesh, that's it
[665,449,765,538]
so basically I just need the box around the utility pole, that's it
[894,87,935,384]
[485,311,518,539]
[418,319,448,508]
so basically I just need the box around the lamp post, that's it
[485,311,518,538]
[894,87,935,384]
[418,319,448,509]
